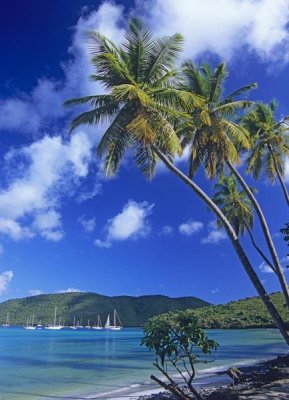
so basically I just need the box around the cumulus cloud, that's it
[259,256,289,274]
[140,0,289,62]
[0,271,13,295]
[95,200,154,247]
[179,220,203,236]
[201,221,227,244]
[29,289,43,296]
[0,2,125,135]
[159,225,173,236]
[2,1,289,136]
[33,210,64,242]
[57,288,83,293]
[0,131,95,242]
[79,216,96,232]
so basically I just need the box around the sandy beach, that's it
[76,354,289,400]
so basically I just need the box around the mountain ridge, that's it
[0,291,209,326]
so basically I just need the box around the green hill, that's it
[192,292,289,328]
[0,292,209,327]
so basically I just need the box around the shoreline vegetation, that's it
[136,354,289,400]
[0,291,288,329]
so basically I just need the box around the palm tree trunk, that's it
[245,224,276,273]
[268,144,289,207]
[153,145,289,344]
[226,160,289,308]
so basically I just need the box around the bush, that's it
[141,311,218,400]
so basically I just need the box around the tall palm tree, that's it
[65,20,289,344]
[242,101,289,206]
[181,62,289,307]
[213,175,275,272]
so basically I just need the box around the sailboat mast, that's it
[54,307,57,327]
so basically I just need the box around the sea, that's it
[0,327,287,399]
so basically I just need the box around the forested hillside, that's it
[0,292,209,327]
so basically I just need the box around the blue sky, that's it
[0,0,289,304]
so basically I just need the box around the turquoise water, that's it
[0,327,287,399]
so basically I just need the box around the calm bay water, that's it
[0,327,287,399]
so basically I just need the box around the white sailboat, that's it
[85,319,91,329]
[2,313,10,327]
[76,318,84,329]
[70,316,77,329]
[24,314,36,330]
[104,309,122,330]
[45,307,63,330]
[92,315,103,330]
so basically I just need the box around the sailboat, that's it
[2,313,10,327]
[85,319,91,329]
[104,309,122,330]
[24,314,36,330]
[76,318,84,329]
[70,316,77,329]
[92,315,103,330]
[45,307,63,330]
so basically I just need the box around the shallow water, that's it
[0,327,287,399]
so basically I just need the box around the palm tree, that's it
[242,101,289,206]
[65,20,289,344]
[213,175,275,272]
[181,62,289,308]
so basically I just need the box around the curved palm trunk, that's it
[227,160,289,308]
[246,225,276,273]
[268,144,289,207]
[153,145,289,344]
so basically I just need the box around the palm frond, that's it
[225,83,257,100]
[209,62,227,103]
[122,18,154,83]
[144,33,184,85]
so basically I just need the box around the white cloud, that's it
[159,225,173,236]
[0,3,125,135]
[33,210,64,242]
[179,220,203,236]
[94,239,112,248]
[77,182,102,202]
[95,200,153,247]
[79,216,96,232]
[0,218,33,241]
[201,221,227,244]
[0,131,95,242]
[259,256,289,274]
[259,262,275,274]
[140,0,289,62]
[2,1,289,136]
[0,271,13,295]
[211,288,220,294]
[29,289,43,296]
[57,288,83,293]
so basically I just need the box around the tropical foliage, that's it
[65,18,289,344]
[142,311,218,399]
[242,101,289,205]
[179,62,255,178]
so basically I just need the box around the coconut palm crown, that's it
[242,101,289,205]
[179,62,256,179]
[65,18,201,179]
[212,175,253,237]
